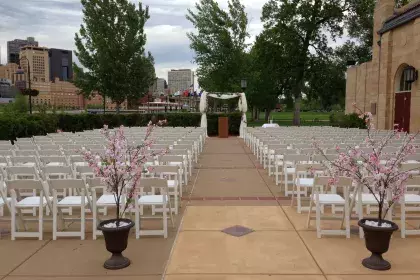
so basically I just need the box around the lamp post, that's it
[16,57,32,114]
[241,79,247,92]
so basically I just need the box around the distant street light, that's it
[16,57,33,114]
[241,79,247,92]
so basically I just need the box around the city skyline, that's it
[0,0,266,87]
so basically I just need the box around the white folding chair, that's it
[86,177,120,240]
[291,163,324,213]
[148,165,180,214]
[7,179,51,240]
[159,155,186,191]
[400,176,420,238]
[135,178,174,239]
[307,176,352,238]
[48,179,90,240]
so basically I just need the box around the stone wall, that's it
[346,2,420,132]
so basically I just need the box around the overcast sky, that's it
[0,0,268,84]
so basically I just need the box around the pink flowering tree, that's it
[313,104,419,225]
[79,121,168,225]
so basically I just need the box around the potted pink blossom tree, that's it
[313,104,419,271]
[80,121,167,270]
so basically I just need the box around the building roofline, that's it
[378,1,420,34]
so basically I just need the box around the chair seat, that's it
[168,180,178,188]
[350,193,378,204]
[296,178,314,187]
[97,194,116,205]
[313,194,345,204]
[74,162,88,167]
[0,197,12,205]
[168,162,182,166]
[16,196,52,207]
[138,195,168,205]
[46,162,65,166]
[21,162,36,167]
[404,194,420,204]
[58,196,89,206]
[285,168,296,173]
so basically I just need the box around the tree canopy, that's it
[186,0,249,92]
[73,0,155,111]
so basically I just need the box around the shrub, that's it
[330,112,366,129]
[0,112,242,141]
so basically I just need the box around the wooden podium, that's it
[218,117,229,138]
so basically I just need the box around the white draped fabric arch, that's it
[199,92,248,138]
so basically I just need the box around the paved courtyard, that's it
[1,137,420,280]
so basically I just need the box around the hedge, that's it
[0,112,242,141]
[329,112,366,129]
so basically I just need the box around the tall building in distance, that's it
[7,37,38,64]
[20,46,50,82]
[49,48,73,81]
[168,69,194,93]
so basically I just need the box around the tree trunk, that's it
[256,109,260,121]
[293,96,301,126]
[252,107,257,121]
[116,103,121,114]
[264,109,270,122]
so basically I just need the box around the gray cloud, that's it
[2,0,322,84]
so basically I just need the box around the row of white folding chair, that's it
[87,176,175,240]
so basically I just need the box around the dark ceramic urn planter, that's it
[358,218,398,271]
[98,218,134,270]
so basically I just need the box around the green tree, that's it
[73,0,155,113]
[247,28,293,121]
[187,0,249,92]
[261,0,348,125]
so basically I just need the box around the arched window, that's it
[398,66,412,92]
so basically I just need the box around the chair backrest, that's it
[159,155,184,163]
[139,178,168,194]
[400,163,420,173]
[405,176,420,187]
[38,144,60,151]
[314,176,352,188]
[10,156,38,167]
[0,150,13,156]
[42,166,74,179]
[6,166,39,180]
[284,154,310,163]
[295,163,324,174]
[40,156,68,167]
[148,165,179,176]
[48,179,86,190]
[7,179,45,190]
[0,156,9,167]
[38,150,63,156]
[14,150,38,157]
[75,166,95,178]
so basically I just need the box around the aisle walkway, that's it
[163,137,420,280]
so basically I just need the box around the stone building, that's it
[168,69,194,94]
[345,0,420,132]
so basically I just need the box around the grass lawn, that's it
[246,111,331,127]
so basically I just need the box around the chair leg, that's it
[316,201,321,238]
[81,204,85,240]
[92,203,97,240]
[39,205,43,241]
[53,203,57,241]
[306,198,313,228]
[0,206,3,216]
[11,204,16,240]
[275,165,279,186]
[163,204,168,238]
[135,205,140,239]
[401,202,406,238]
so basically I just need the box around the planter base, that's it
[362,253,391,271]
[104,253,131,270]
